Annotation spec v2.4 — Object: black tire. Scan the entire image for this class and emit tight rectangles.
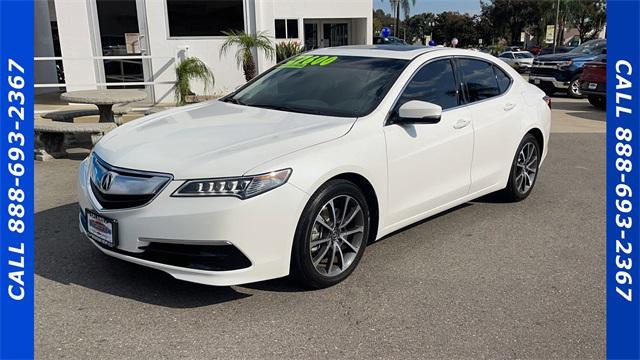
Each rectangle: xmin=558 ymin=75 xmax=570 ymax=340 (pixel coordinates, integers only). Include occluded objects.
xmin=503 ymin=134 xmax=541 ymax=202
xmin=588 ymin=95 xmax=606 ymax=110
xmin=567 ymin=75 xmax=583 ymax=98
xmin=290 ymin=179 xmax=370 ymax=289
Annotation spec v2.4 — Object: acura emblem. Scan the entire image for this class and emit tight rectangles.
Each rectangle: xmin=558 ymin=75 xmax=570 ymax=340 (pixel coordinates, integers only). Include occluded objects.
xmin=100 ymin=171 xmax=117 ymax=192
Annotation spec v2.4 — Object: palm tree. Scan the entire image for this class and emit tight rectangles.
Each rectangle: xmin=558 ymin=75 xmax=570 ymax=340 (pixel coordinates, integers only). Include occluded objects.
xmin=174 ymin=57 xmax=215 ymax=106
xmin=220 ymin=30 xmax=275 ymax=81
xmin=386 ymin=0 xmax=416 ymax=37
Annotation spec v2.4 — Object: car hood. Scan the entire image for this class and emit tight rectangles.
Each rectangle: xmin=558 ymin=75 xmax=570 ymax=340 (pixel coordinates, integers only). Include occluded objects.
xmin=535 ymin=52 xmax=596 ymax=62
xmin=94 ymin=101 xmax=355 ymax=179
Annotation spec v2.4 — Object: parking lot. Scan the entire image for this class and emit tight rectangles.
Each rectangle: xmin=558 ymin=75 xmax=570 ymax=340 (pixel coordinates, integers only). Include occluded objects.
xmin=35 ymin=96 xmax=605 ymax=359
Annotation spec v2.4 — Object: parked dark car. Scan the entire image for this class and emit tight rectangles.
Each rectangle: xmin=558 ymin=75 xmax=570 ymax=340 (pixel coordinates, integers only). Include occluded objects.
xmin=538 ymin=46 xmax=574 ymax=56
xmin=529 ymin=39 xmax=606 ymax=98
xmin=580 ymin=54 xmax=606 ymax=109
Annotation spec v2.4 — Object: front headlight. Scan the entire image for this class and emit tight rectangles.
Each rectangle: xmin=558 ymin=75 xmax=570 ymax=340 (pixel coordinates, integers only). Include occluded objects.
xmin=557 ymin=60 xmax=573 ymax=68
xmin=172 ymin=168 xmax=292 ymax=199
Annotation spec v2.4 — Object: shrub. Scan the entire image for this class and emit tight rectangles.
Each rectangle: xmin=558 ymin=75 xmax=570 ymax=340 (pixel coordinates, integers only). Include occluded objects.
xmin=276 ymin=41 xmax=305 ymax=62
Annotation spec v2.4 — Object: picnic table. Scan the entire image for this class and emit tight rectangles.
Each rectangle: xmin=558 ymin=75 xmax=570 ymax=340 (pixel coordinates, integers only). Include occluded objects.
xmin=61 ymin=89 xmax=146 ymax=123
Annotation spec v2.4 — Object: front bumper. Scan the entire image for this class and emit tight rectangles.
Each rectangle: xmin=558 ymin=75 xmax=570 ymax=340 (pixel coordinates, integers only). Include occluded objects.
xmin=77 ymin=158 xmax=310 ymax=286
xmin=528 ymin=75 xmax=569 ymax=89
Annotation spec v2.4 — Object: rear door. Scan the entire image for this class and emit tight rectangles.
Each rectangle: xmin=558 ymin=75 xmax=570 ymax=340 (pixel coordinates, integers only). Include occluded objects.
xmin=456 ymin=58 xmax=522 ymax=193
xmin=384 ymin=58 xmax=474 ymax=224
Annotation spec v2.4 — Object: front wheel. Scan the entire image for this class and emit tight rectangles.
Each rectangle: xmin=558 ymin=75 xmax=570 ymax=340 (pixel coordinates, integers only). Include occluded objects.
xmin=567 ymin=75 xmax=583 ymax=98
xmin=503 ymin=134 xmax=541 ymax=202
xmin=290 ymin=180 xmax=370 ymax=288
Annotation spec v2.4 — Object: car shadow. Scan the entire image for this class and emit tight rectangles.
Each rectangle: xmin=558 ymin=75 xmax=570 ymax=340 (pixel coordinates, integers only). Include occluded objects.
xmin=372 ymin=202 xmax=473 ymax=245
xmin=566 ymin=110 xmax=606 ymax=121
xmin=36 ymin=203 xmax=253 ymax=308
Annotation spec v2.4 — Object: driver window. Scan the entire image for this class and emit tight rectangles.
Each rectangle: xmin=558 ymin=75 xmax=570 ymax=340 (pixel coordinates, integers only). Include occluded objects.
xmin=396 ymin=59 xmax=460 ymax=110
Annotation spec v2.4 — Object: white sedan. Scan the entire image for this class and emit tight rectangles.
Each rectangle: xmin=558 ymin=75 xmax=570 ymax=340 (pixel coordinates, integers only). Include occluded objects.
xmin=498 ymin=51 xmax=535 ymax=72
xmin=78 ymin=46 xmax=551 ymax=288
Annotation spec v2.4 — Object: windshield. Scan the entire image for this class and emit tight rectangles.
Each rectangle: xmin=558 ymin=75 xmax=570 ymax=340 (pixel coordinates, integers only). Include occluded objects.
xmin=568 ymin=39 xmax=605 ymax=55
xmin=224 ymin=55 xmax=409 ymax=117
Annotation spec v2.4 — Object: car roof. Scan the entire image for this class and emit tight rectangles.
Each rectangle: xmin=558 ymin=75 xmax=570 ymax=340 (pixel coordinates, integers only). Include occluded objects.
xmin=307 ymin=45 xmax=471 ymax=60
xmin=306 ymin=45 xmax=442 ymax=60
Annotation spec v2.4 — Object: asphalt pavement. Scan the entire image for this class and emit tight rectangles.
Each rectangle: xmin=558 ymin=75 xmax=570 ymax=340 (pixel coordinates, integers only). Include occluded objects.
xmin=35 ymin=97 xmax=605 ymax=359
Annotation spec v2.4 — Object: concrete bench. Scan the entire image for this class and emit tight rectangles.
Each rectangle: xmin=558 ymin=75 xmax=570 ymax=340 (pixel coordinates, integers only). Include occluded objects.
xmin=42 ymin=104 xmax=131 ymax=124
xmin=42 ymin=109 xmax=99 ymax=122
xmin=34 ymin=119 xmax=117 ymax=160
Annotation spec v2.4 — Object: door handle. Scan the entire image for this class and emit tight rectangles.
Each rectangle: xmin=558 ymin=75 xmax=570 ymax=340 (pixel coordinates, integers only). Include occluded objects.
xmin=504 ymin=103 xmax=516 ymax=111
xmin=453 ymin=118 xmax=471 ymax=129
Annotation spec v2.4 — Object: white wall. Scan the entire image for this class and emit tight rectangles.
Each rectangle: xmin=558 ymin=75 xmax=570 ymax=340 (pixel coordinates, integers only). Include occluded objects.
xmin=49 ymin=0 xmax=372 ymax=104
xmin=143 ymin=0 xmax=250 ymax=104
xmin=254 ymin=0 xmax=372 ymax=73
xmin=53 ymin=0 xmax=99 ymax=92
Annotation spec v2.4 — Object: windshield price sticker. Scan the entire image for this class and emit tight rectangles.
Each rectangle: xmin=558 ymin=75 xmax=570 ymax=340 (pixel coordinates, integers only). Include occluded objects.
xmin=281 ymin=55 xmax=338 ymax=68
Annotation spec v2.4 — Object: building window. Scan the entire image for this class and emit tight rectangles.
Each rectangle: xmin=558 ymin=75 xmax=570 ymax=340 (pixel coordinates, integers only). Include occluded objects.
xmin=166 ymin=0 xmax=244 ymax=37
xmin=274 ymin=19 xmax=299 ymax=39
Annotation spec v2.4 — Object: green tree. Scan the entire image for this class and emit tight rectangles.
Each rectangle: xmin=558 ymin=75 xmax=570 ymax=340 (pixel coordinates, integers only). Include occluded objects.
xmin=220 ymin=30 xmax=275 ymax=81
xmin=373 ymin=9 xmax=395 ymax=35
xmin=433 ymin=12 xmax=477 ymax=47
xmin=566 ymin=0 xmax=606 ymax=42
xmin=379 ymin=0 xmax=416 ymax=36
xmin=405 ymin=12 xmax=436 ymax=44
xmin=480 ymin=0 xmax=551 ymax=45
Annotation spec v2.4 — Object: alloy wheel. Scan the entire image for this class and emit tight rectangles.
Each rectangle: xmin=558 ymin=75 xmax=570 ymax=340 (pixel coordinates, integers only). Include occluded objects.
xmin=570 ymin=79 xmax=582 ymax=97
xmin=309 ymin=195 xmax=365 ymax=277
xmin=515 ymin=142 xmax=538 ymax=194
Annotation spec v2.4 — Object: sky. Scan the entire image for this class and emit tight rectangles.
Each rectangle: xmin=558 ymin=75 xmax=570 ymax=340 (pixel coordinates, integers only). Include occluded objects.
xmin=372 ymin=0 xmax=482 ymax=16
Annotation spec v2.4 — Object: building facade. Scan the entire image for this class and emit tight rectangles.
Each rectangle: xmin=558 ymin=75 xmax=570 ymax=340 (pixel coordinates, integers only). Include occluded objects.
xmin=35 ymin=0 xmax=372 ymax=104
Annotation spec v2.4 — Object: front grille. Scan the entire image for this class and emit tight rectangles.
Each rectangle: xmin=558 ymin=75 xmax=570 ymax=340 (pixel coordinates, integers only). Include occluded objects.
xmin=90 ymin=181 xmax=156 ymax=209
xmin=89 ymin=155 xmax=172 ymax=210
xmin=530 ymin=67 xmax=559 ymax=77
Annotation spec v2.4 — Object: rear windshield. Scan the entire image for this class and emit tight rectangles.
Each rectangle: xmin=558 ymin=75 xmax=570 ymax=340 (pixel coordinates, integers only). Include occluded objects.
xmin=224 ymin=55 xmax=409 ymax=117
xmin=514 ymin=52 xmax=533 ymax=59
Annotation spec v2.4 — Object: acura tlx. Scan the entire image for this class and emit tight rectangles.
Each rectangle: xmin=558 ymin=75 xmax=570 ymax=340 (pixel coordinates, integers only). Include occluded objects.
xmin=78 ymin=46 xmax=550 ymax=288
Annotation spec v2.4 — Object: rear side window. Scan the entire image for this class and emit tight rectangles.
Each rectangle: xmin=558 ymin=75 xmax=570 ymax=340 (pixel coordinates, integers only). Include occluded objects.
xmin=397 ymin=59 xmax=460 ymax=110
xmin=494 ymin=66 xmax=512 ymax=94
xmin=457 ymin=58 xmax=500 ymax=102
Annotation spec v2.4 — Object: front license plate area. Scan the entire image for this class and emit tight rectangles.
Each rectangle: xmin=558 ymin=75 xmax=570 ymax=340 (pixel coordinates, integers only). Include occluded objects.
xmin=534 ymin=79 xmax=541 ymax=84
xmin=86 ymin=209 xmax=118 ymax=248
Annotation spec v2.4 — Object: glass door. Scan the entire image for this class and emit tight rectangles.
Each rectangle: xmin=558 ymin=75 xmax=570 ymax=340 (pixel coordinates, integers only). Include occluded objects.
xmin=304 ymin=23 xmax=318 ymax=50
xmin=92 ymin=0 xmax=153 ymax=99
xmin=322 ymin=23 xmax=349 ymax=47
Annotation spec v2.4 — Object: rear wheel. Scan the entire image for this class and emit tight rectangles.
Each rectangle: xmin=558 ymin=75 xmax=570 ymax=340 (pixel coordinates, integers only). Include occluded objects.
xmin=291 ymin=180 xmax=370 ymax=288
xmin=503 ymin=134 xmax=541 ymax=202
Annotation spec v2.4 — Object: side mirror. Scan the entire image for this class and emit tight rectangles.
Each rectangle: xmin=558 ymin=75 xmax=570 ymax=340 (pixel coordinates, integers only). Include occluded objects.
xmin=395 ymin=100 xmax=442 ymax=124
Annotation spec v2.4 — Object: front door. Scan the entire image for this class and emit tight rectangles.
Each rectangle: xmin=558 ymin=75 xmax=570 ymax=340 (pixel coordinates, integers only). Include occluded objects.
xmin=91 ymin=0 xmax=153 ymax=100
xmin=384 ymin=58 xmax=474 ymax=225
